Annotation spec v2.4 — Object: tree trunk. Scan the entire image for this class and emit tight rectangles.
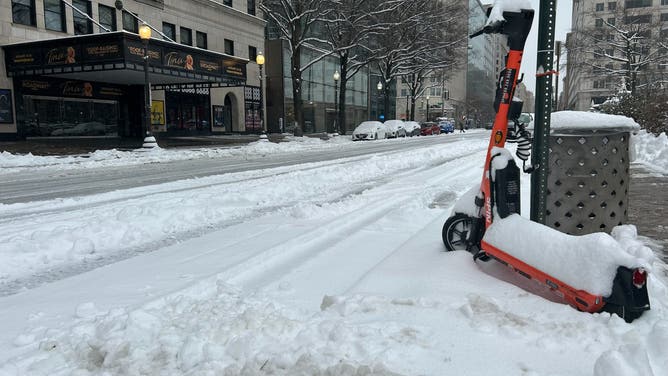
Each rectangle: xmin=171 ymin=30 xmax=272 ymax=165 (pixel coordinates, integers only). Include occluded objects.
xmin=291 ymin=21 xmax=304 ymax=136
xmin=410 ymin=98 xmax=416 ymax=121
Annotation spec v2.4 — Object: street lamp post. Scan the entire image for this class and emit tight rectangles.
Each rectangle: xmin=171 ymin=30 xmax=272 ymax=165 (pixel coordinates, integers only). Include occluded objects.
xmin=333 ymin=70 xmax=340 ymax=134
xmin=256 ymin=52 xmax=265 ymax=134
xmin=426 ymin=95 xmax=430 ymax=122
xmin=139 ymin=23 xmax=157 ymax=148
xmin=377 ymin=81 xmax=383 ymax=121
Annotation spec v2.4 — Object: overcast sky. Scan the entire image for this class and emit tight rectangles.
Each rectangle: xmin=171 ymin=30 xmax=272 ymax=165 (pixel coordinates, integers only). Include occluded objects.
xmin=520 ymin=0 xmax=573 ymax=97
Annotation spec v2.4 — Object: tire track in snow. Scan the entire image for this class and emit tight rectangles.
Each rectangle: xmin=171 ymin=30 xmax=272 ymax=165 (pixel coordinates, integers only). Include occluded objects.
xmin=0 ymin=143 xmax=487 ymax=295
xmin=222 ymin=150 xmax=485 ymax=297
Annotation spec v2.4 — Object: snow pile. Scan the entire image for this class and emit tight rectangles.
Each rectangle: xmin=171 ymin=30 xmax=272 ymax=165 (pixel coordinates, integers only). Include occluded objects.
xmin=0 ymin=136 xmax=352 ymax=173
xmin=1 ymin=226 xmax=666 ymax=376
xmin=630 ymin=130 xmax=668 ymax=173
xmin=483 ymin=214 xmax=649 ymax=296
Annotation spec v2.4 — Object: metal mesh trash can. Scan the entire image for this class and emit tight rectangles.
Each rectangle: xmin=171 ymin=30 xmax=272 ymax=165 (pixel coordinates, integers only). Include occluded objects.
xmin=545 ymin=111 xmax=639 ymax=235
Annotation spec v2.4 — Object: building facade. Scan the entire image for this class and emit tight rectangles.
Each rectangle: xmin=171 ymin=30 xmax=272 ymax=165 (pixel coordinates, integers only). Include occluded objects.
xmin=394 ymin=0 xmax=498 ymax=127
xmin=264 ymin=39 xmax=375 ymax=135
xmin=1 ymin=0 xmax=265 ymax=140
xmin=565 ymin=0 xmax=668 ymax=111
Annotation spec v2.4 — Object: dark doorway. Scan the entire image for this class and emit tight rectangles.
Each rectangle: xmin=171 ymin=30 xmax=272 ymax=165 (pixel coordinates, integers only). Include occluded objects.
xmin=165 ymin=90 xmax=211 ymax=135
xmin=223 ymin=94 xmax=233 ymax=132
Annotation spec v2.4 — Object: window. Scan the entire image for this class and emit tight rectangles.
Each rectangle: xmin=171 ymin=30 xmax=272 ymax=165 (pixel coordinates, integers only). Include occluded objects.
xmin=224 ymin=39 xmax=234 ymax=55
xmin=248 ymin=0 xmax=256 ymax=15
xmin=625 ymin=14 xmax=652 ymax=23
xmin=606 ymin=48 xmax=614 ymax=56
xmin=595 ymin=2 xmax=604 ymax=11
xmin=163 ymin=22 xmax=176 ymax=41
xmin=661 ymin=29 xmax=668 ymax=38
xmin=248 ymin=45 xmax=257 ymax=61
xmin=73 ymin=0 xmax=93 ymax=35
xmin=99 ymin=4 xmax=116 ymax=32
xmin=400 ymin=89 xmax=407 ymax=97
xmin=625 ymin=0 xmax=653 ymax=8
xmin=607 ymin=17 xmax=615 ymax=25
xmin=608 ymin=2 xmax=617 ymax=10
xmin=44 ymin=0 xmax=66 ymax=32
xmin=122 ymin=11 xmax=138 ymax=33
xmin=180 ymin=27 xmax=192 ymax=46
xmin=662 ymin=0 xmax=668 ymax=5
xmin=638 ymin=29 xmax=651 ymax=38
xmin=593 ymin=79 xmax=606 ymax=88
xmin=196 ymin=31 xmax=207 ymax=49
xmin=224 ymin=0 xmax=232 ymax=6
xmin=662 ymin=13 xmax=668 ymax=21
xmin=12 ymin=0 xmax=36 ymax=26
xmin=595 ymin=18 xmax=604 ymax=27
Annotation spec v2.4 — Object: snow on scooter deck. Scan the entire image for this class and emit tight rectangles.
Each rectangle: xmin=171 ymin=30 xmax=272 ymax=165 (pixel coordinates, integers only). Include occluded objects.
xmin=482 ymin=214 xmax=648 ymax=312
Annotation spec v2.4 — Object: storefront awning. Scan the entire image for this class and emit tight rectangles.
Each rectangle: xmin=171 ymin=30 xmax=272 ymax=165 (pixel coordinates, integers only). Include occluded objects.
xmin=2 ymin=31 xmax=247 ymax=87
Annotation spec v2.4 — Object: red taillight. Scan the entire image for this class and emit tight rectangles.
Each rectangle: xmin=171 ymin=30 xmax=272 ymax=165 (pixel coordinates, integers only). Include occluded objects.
xmin=632 ymin=268 xmax=647 ymax=289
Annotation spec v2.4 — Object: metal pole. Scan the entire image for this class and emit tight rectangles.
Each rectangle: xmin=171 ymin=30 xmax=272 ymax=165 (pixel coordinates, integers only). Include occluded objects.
xmin=259 ymin=64 xmax=264 ymax=132
xmin=530 ymin=0 xmax=557 ymax=224
xmin=334 ymin=80 xmax=339 ymax=134
xmin=143 ymin=40 xmax=151 ymax=138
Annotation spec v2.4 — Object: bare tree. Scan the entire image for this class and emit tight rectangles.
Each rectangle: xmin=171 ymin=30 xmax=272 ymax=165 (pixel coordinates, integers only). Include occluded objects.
xmin=324 ymin=0 xmax=401 ymax=133
xmin=260 ymin=0 xmax=338 ymax=135
xmin=570 ymin=2 xmax=667 ymax=96
xmin=372 ymin=0 xmax=466 ymax=120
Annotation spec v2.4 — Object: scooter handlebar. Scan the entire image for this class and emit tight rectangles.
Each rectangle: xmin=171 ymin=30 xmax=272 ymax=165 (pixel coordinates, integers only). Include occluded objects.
xmin=469 ymin=9 xmax=534 ymax=51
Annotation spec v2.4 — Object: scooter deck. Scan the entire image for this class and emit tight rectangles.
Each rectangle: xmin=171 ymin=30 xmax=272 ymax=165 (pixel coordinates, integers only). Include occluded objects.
xmin=481 ymin=240 xmax=606 ymax=313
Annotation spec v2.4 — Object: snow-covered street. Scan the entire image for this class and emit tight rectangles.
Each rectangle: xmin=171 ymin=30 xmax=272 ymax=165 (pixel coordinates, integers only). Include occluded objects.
xmin=1 ymin=131 xmax=668 ymax=375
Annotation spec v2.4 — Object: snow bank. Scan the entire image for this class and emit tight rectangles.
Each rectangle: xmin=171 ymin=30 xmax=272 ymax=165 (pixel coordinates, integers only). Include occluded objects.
xmin=630 ymin=130 xmax=668 ymax=173
xmin=482 ymin=214 xmax=649 ymax=296
xmin=0 ymin=136 xmax=352 ymax=173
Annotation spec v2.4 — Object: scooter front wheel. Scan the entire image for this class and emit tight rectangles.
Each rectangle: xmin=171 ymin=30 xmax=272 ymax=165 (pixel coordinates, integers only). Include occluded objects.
xmin=441 ymin=213 xmax=485 ymax=258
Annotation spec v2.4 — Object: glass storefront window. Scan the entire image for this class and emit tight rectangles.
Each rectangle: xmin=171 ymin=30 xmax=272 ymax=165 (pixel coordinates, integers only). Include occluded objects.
xmin=23 ymin=96 xmax=118 ymax=137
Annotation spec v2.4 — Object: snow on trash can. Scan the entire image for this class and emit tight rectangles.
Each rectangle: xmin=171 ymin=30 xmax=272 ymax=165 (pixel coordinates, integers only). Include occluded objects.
xmin=546 ymin=111 xmax=639 ymax=235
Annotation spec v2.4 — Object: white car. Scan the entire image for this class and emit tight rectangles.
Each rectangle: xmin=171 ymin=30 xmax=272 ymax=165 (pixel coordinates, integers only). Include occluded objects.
xmin=403 ymin=121 xmax=421 ymax=137
xmin=383 ymin=120 xmax=407 ymax=138
xmin=352 ymin=121 xmax=388 ymax=141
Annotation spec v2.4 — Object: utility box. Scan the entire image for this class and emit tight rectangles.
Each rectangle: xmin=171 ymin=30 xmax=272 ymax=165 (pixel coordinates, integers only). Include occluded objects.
xmin=545 ymin=111 xmax=639 ymax=235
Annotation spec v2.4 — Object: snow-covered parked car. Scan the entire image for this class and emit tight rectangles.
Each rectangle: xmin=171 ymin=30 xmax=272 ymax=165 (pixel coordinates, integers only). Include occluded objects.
xmin=403 ymin=121 xmax=421 ymax=137
xmin=383 ymin=120 xmax=407 ymax=138
xmin=352 ymin=121 xmax=388 ymax=141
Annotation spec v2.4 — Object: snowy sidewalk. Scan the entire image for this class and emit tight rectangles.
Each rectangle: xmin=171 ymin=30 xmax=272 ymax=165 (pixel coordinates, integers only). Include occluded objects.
xmin=628 ymin=165 xmax=668 ymax=261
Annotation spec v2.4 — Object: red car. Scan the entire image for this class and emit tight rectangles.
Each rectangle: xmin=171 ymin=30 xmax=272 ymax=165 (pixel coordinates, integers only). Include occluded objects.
xmin=420 ymin=122 xmax=441 ymax=136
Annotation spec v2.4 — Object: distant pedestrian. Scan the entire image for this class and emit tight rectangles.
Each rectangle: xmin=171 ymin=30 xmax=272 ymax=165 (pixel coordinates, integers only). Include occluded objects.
xmin=459 ymin=120 xmax=465 ymax=133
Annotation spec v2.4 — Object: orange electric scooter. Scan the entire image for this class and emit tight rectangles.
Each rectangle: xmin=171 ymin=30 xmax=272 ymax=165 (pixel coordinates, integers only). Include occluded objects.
xmin=441 ymin=8 xmax=649 ymax=322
